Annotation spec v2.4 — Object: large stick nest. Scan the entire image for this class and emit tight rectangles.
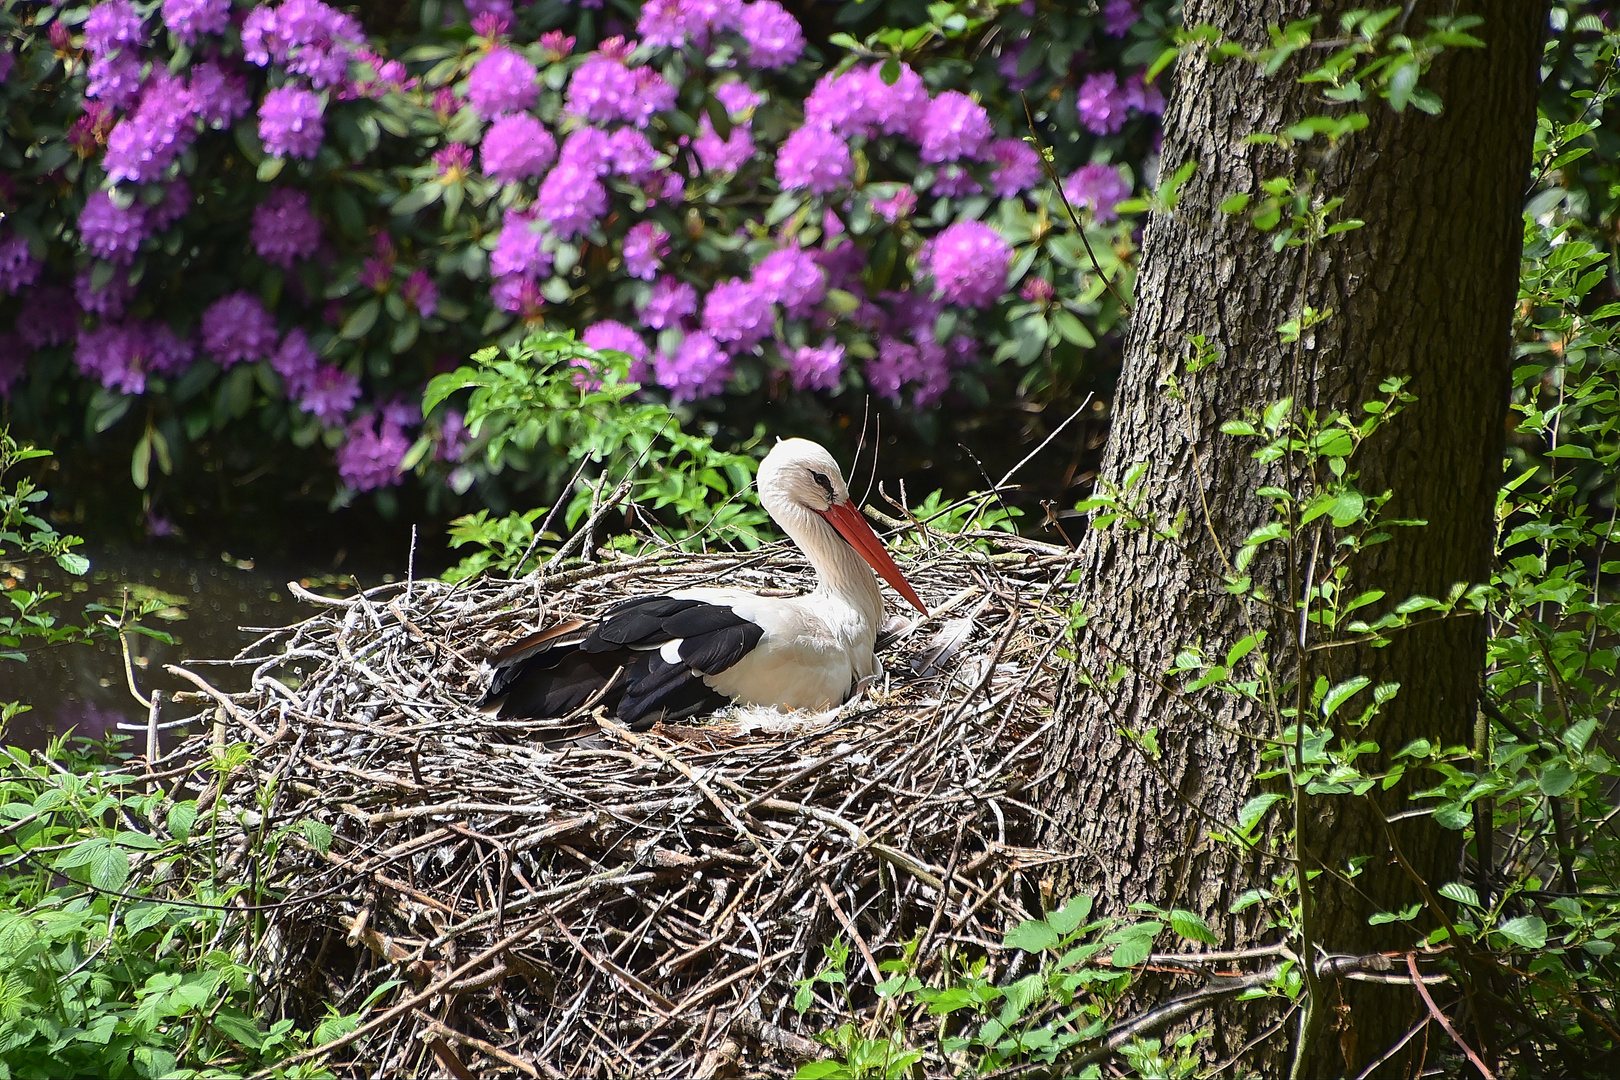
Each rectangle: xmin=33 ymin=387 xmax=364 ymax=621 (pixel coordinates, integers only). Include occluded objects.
xmin=164 ymin=524 xmax=1081 ymax=1077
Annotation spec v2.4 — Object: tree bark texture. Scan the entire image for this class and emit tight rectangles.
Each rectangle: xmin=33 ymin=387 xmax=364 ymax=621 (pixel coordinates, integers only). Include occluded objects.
xmin=1036 ymin=2 xmax=1543 ymax=1074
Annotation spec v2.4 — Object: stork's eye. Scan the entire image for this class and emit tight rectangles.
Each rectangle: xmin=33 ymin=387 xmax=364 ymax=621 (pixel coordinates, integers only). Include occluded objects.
xmin=809 ymin=470 xmax=835 ymax=498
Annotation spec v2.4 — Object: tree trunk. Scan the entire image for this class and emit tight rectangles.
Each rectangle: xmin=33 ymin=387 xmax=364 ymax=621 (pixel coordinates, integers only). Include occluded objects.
xmin=1036 ymin=2 xmax=1543 ymax=1074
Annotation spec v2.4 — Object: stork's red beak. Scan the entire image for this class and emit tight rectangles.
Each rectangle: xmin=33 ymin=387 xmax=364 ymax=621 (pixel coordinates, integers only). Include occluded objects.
xmin=818 ymin=501 xmax=928 ymax=615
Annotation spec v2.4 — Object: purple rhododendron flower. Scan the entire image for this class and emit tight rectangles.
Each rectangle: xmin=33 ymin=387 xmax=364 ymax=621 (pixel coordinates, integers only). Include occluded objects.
xmin=607 ymin=127 xmax=660 ymax=177
xmin=467 ymin=47 xmax=539 ymax=118
xmin=639 ymin=276 xmax=698 ymax=329
xmin=437 ymin=410 xmax=469 ymax=461
xmin=84 ymin=0 xmax=146 ymax=55
xmin=814 ymin=240 xmax=866 ymax=293
xmin=715 ymin=81 xmax=761 ymax=115
xmin=920 ymin=220 xmax=1011 ymax=309
xmin=162 ymin=0 xmax=230 ymax=43
xmin=803 ymin=70 xmax=871 ymax=138
xmin=17 ymin=287 xmax=79 ymax=349
xmin=637 ymin=0 xmax=739 ymax=49
xmin=76 ymin=267 xmax=136 ymax=318
xmin=252 ymin=188 xmax=321 ymax=268
xmin=188 ymin=61 xmax=252 ymax=128
xmin=79 ymin=191 xmax=149 ymax=265
xmin=753 ymin=247 xmax=825 ymax=317
xmin=636 ymin=0 xmax=691 ymax=48
xmin=1103 ymin=0 xmax=1139 ymax=36
xmin=258 ymin=85 xmax=325 ymax=158
xmin=402 ymin=270 xmax=437 ymax=317
xmin=104 ymin=71 xmax=199 ymax=184
xmin=201 ymin=291 xmax=279 ymax=366
xmin=1078 ymin=72 xmax=1131 ymax=135
xmin=539 ymin=30 xmax=575 ymax=60
xmin=272 ymin=327 xmax=320 ymax=396
xmin=868 ymin=62 xmax=928 ymax=136
xmin=655 ymin=331 xmax=729 ymax=402
xmin=789 ymin=341 xmax=843 ymax=392
xmin=1063 ymin=163 xmax=1131 ymax=223
xmin=872 ymin=187 xmax=917 ymax=222
xmin=629 ymin=68 xmax=678 ymax=126
xmin=694 ymin=115 xmax=754 ymax=173
xmin=535 ymin=161 xmax=607 ymax=240
xmin=989 ymin=138 xmax=1042 ymax=197
xmin=86 ymin=52 xmax=144 ymax=110
xmin=74 ymin=321 xmax=192 ymax=395
xmin=0 ymin=236 xmax=41 ymax=296
xmin=433 ymin=143 xmax=474 ymax=179
xmin=701 ymin=277 xmax=772 ymax=351
xmin=623 ymin=222 xmax=669 ymax=280
xmin=470 ymin=6 xmax=512 ymax=35
xmin=240 ymin=4 xmax=286 ymax=65
xmin=931 ymin=164 xmax=980 ymax=198
xmin=568 ymin=56 xmax=633 ymax=120
xmin=337 ymin=415 xmax=410 ymax=491
xmin=1123 ymin=73 xmax=1166 ymax=116
xmin=300 ymin=364 xmax=361 ymax=424
xmin=491 ymin=274 xmax=545 ymax=318
xmin=480 ymin=113 xmax=556 ymax=183
xmin=583 ymin=319 xmax=650 ymax=361
xmin=558 ymin=127 xmax=613 ymax=174
xmin=242 ymin=0 xmax=362 ymax=88
xmin=739 ymin=1 xmax=804 ymax=68
xmin=775 ymin=126 xmax=852 ymax=194
xmin=865 ymin=335 xmax=952 ymax=406
xmin=919 ymin=91 xmax=993 ymax=163
xmin=1020 ymin=277 xmax=1054 ymax=303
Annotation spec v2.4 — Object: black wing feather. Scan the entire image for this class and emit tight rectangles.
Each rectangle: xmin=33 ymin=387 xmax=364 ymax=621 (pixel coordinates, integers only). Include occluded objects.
xmin=583 ymin=597 xmax=703 ymax=650
xmin=680 ymin=623 xmax=763 ymax=675
xmin=479 ymin=596 xmax=760 ymax=730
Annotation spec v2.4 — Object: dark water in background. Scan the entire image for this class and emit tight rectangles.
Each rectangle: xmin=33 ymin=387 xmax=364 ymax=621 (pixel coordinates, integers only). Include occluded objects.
xmin=0 ymin=543 xmax=415 ymax=752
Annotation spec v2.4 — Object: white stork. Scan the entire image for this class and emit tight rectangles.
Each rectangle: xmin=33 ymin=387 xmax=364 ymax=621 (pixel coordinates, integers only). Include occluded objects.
xmin=477 ymin=438 xmax=928 ymax=729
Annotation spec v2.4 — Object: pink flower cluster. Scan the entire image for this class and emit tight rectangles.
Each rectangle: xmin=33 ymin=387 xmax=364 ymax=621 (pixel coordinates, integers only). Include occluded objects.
xmin=637 ymin=0 xmax=803 ymax=68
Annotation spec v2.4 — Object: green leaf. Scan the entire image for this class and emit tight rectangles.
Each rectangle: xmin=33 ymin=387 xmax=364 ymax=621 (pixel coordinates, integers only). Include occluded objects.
xmin=167 ymin=801 xmax=198 ymax=840
xmin=298 ymin=819 xmax=334 ymax=854
xmin=1438 ymin=882 xmax=1481 ymax=909
xmin=1047 ymin=895 xmax=1094 ymax=936
xmin=1168 ymin=909 xmax=1217 ymax=945
xmin=1237 ymin=793 xmax=1283 ymax=834
xmin=1496 ymin=915 xmax=1547 ymax=949
xmin=1321 ymin=676 xmax=1371 ymax=717
xmin=55 ymin=553 xmax=91 ymax=576
xmin=341 ymin=299 xmax=381 ymax=340
xmin=1004 ymin=919 xmax=1061 ymax=953
xmin=1109 ymin=935 xmax=1153 ymax=968
xmin=1219 ymin=193 xmax=1251 ymax=214
xmin=90 ymin=843 xmax=131 ymax=893
xmin=1538 ymin=763 xmax=1576 ymax=797
xmin=1368 ymin=903 xmax=1420 ymax=925
xmin=1329 ymin=489 xmax=1365 ymax=526
xmin=132 ymin=431 xmax=152 ymax=490
xmin=211 ymin=1009 xmax=265 ymax=1049
xmin=1561 ymin=718 xmax=1599 ymax=754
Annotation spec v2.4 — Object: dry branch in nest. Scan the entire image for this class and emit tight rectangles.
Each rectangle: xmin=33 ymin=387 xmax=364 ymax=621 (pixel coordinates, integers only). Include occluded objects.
xmin=159 ymin=522 xmax=1083 ymax=1078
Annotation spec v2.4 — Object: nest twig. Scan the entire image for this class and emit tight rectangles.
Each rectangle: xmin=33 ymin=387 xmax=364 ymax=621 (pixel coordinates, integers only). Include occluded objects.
xmin=159 ymin=523 xmax=1082 ymax=1077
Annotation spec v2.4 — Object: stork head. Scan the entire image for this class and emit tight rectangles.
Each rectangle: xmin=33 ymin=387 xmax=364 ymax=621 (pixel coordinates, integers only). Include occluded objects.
xmin=759 ymin=439 xmax=927 ymax=615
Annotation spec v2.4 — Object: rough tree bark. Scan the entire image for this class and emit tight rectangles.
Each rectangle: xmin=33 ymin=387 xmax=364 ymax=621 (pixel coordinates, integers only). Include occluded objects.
xmin=1036 ymin=2 xmax=1543 ymax=1075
